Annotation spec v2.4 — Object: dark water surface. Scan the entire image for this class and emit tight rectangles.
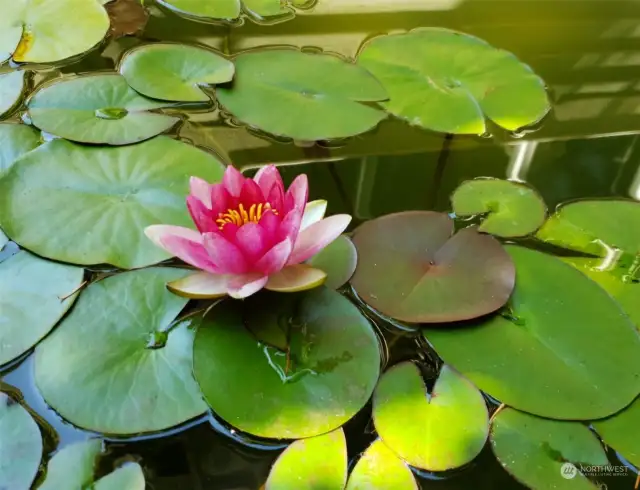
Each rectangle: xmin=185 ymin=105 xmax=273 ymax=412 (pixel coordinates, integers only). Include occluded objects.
xmin=3 ymin=0 xmax=640 ymax=488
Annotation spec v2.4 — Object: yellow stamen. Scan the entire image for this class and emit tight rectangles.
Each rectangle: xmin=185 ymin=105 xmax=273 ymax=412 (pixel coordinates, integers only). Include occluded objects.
xmin=216 ymin=202 xmax=278 ymax=230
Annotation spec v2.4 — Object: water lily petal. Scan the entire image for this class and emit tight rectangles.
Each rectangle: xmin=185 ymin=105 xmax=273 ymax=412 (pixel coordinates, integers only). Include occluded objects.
xmin=203 ymin=232 xmax=249 ymax=275
xmin=223 ymin=165 xmax=245 ymax=197
xmin=227 ymin=273 xmax=269 ymax=299
xmin=235 ymin=222 xmax=269 ymax=262
xmin=258 ymin=210 xmax=281 ymax=242
xmin=187 ymin=195 xmax=217 ymax=233
xmin=145 ymin=225 xmax=219 ymax=273
xmin=278 ymin=208 xmax=303 ymax=243
xmin=189 ymin=176 xmax=212 ymax=209
xmin=301 ymin=200 xmax=327 ymax=231
xmin=254 ymin=164 xmax=284 ymax=198
xmin=239 ymin=178 xmax=265 ymax=207
xmin=267 ymin=181 xmax=285 ymax=212
xmin=265 ymin=264 xmax=327 ymax=293
xmin=255 ymin=237 xmax=293 ymax=275
xmin=210 ymin=183 xmax=232 ymax=217
xmin=287 ymin=215 xmax=352 ymax=265
xmin=167 ymin=271 xmax=229 ymax=299
xmin=284 ymin=174 xmax=308 ymax=213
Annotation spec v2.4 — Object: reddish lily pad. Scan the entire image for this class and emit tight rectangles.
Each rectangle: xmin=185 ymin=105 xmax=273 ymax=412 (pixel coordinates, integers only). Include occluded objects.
xmin=350 ymin=211 xmax=515 ymax=323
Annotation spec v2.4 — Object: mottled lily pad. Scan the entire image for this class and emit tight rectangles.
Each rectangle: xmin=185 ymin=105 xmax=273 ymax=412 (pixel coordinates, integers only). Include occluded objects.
xmin=537 ymin=200 xmax=640 ymax=256
xmin=308 ymin=235 xmax=358 ymax=289
xmin=0 ymin=0 xmax=109 ymax=64
xmin=357 ymin=28 xmax=550 ymax=134
xmin=451 ymin=178 xmax=547 ymax=237
xmin=424 ymin=246 xmax=640 ymax=420
xmin=350 ymin=211 xmax=515 ymax=323
xmin=346 ymin=438 xmax=418 ymax=490
xmin=27 ymin=74 xmax=178 ymax=145
xmin=216 ymin=49 xmax=388 ymax=141
xmin=491 ymin=408 xmax=608 ymax=489
xmin=0 ymin=123 xmax=40 ymax=172
xmin=265 ymin=429 xmax=347 ymax=490
xmin=0 ymin=71 xmax=26 ymax=118
xmin=373 ymin=362 xmax=489 ymax=471
xmin=593 ymin=397 xmax=640 ymax=468
xmin=0 ymin=136 xmax=224 ymax=269
xmin=193 ymin=288 xmax=381 ymax=438
xmin=0 ymin=251 xmax=83 ymax=366
xmin=120 ymin=43 xmax=234 ymax=102
xmin=0 ymin=393 xmax=42 ymax=490
xmin=34 ymin=268 xmax=208 ymax=434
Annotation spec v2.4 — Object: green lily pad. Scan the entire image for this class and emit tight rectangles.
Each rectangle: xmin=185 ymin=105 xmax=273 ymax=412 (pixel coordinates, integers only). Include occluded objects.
xmin=265 ymin=428 xmax=347 ymax=490
xmin=593 ymin=397 xmax=640 ymax=468
xmin=0 ymin=71 xmax=26 ymax=118
xmin=157 ymin=0 xmax=241 ymax=20
xmin=0 ymin=0 xmax=109 ymax=64
xmin=27 ymin=73 xmax=179 ymax=145
xmin=94 ymin=463 xmax=145 ymax=490
xmin=0 ymin=230 xmax=7 ymax=250
xmin=350 ymin=211 xmax=515 ymax=323
xmin=0 ymin=393 xmax=42 ymax=490
xmin=0 ymin=136 xmax=224 ymax=269
xmin=216 ymin=49 xmax=388 ymax=141
xmin=424 ymin=245 xmax=640 ymax=420
xmin=357 ymin=28 xmax=550 ymax=134
xmin=451 ymin=178 xmax=547 ymax=237
xmin=193 ymin=288 xmax=381 ymax=439
xmin=346 ymin=438 xmax=418 ymax=490
xmin=490 ymin=408 xmax=608 ymax=489
xmin=308 ymin=235 xmax=358 ymax=289
xmin=373 ymin=362 xmax=489 ymax=471
xmin=0 ymin=123 xmax=41 ymax=173
xmin=0 ymin=251 xmax=83 ymax=366
xmin=120 ymin=43 xmax=234 ymax=102
xmin=537 ymin=200 xmax=640 ymax=256
xmin=34 ymin=268 xmax=208 ymax=434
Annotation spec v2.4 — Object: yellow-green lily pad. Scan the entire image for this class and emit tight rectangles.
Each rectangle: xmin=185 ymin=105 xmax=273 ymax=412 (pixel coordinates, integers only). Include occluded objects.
xmin=0 ymin=71 xmax=27 ymax=118
xmin=346 ymin=438 xmax=418 ymax=490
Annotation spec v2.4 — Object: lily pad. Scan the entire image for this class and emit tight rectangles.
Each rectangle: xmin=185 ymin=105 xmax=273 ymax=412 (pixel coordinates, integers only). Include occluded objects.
xmin=0 ymin=71 xmax=26 ymax=118
xmin=193 ymin=288 xmax=381 ymax=438
xmin=0 ymin=230 xmax=7 ymax=250
xmin=265 ymin=428 xmax=347 ymax=490
xmin=27 ymin=73 xmax=179 ymax=145
xmin=593 ymin=397 xmax=640 ymax=468
xmin=350 ymin=211 xmax=515 ymax=323
xmin=0 ymin=251 xmax=83 ymax=366
xmin=451 ymin=178 xmax=547 ymax=237
xmin=34 ymin=268 xmax=208 ymax=434
xmin=537 ymin=200 xmax=640 ymax=256
xmin=346 ymin=438 xmax=418 ymax=490
xmin=308 ymin=234 xmax=358 ymax=289
xmin=216 ymin=49 xmax=388 ymax=141
xmin=94 ymin=463 xmax=145 ymax=490
xmin=105 ymin=0 xmax=149 ymax=38
xmin=120 ymin=43 xmax=235 ymax=102
xmin=0 ymin=393 xmax=42 ymax=490
xmin=424 ymin=245 xmax=640 ymax=420
xmin=0 ymin=0 xmax=110 ymax=64
xmin=357 ymin=28 xmax=550 ymax=134
xmin=39 ymin=439 xmax=103 ymax=490
xmin=157 ymin=0 xmax=242 ymax=20
xmin=0 ymin=123 xmax=41 ymax=172
xmin=0 ymin=136 xmax=224 ymax=269
xmin=490 ymin=408 xmax=608 ymax=489
xmin=373 ymin=362 xmax=489 ymax=471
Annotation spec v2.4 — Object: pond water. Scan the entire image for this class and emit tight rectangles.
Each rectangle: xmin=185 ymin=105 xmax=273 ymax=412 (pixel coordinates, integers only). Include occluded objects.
xmin=1 ymin=0 xmax=640 ymax=489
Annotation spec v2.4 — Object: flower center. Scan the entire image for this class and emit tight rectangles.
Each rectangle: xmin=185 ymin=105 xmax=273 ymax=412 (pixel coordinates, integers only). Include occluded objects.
xmin=216 ymin=202 xmax=277 ymax=230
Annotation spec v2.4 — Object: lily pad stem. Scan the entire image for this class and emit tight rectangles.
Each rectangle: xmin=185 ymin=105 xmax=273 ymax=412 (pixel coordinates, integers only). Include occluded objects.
xmin=489 ymin=403 xmax=506 ymax=424
xmin=58 ymin=280 xmax=87 ymax=301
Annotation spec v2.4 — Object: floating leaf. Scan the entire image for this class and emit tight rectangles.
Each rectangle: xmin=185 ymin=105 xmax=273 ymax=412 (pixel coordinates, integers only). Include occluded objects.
xmin=265 ymin=428 xmax=347 ymax=490
xmin=105 ymin=0 xmax=149 ymax=38
xmin=157 ymin=0 xmax=241 ymax=20
xmin=34 ymin=268 xmax=208 ymax=434
xmin=94 ymin=463 xmax=145 ymax=490
xmin=537 ymin=200 xmax=640 ymax=256
xmin=0 ymin=136 xmax=224 ymax=269
xmin=451 ymin=178 xmax=547 ymax=237
xmin=0 ymin=0 xmax=109 ymax=64
xmin=39 ymin=439 xmax=103 ymax=490
xmin=308 ymin=235 xmax=358 ymax=289
xmin=27 ymin=74 xmax=178 ymax=145
xmin=0 ymin=230 xmax=7 ymax=250
xmin=216 ymin=49 xmax=388 ymax=141
xmin=357 ymin=28 xmax=550 ymax=134
xmin=193 ymin=288 xmax=381 ymax=438
xmin=346 ymin=438 xmax=418 ymax=490
xmin=424 ymin=246 xmax=640 ymax=420
xmin=0 ymin=71 xmax=26 ymax=118
xmin=593 ymin=397 xmax=640 ymax=468
xmin=373 ymin=362 xmax=489 ymax=471
xmin=0 ymin=393 xmax=42 ymax=490
xmin=0 ymin=251 xmax=83 ymax=366
xmin=350 ymin=211 xmax=515 ymax=323
xmin=120 ymin=43 xmax=234 ymax=102
xmin=0 ymin=123 xmax=40 ymax=172
xmin=491 ymin=408 xmax=608 ymax=489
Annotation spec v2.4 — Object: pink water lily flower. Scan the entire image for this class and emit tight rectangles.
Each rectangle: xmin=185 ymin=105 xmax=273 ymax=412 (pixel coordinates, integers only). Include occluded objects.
xmin=145 ymin=165 xmax=352 ymax=299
